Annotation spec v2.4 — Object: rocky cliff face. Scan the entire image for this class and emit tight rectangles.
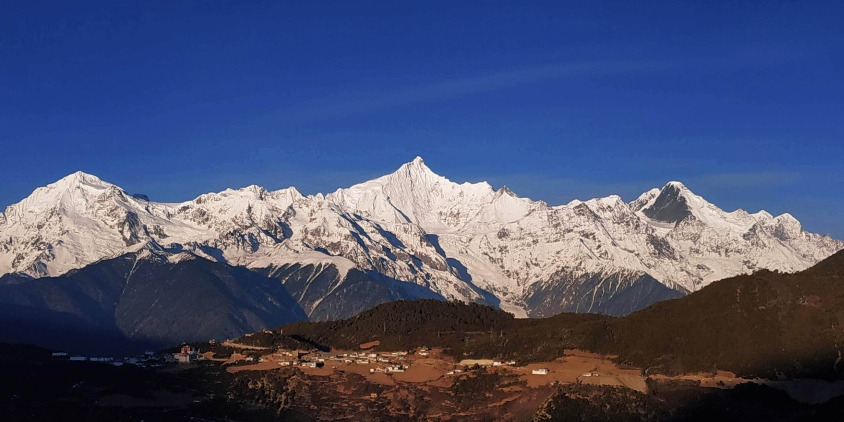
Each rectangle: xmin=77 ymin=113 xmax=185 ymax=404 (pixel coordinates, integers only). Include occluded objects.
xmin=1 ymin=158 xmax=841 ymax=320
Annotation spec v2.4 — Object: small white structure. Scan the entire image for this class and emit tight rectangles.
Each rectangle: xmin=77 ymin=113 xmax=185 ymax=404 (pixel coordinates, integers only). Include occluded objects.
xmin=492 ymin=361 xmax=503 ymax=367
xmin=51 ymin=352 xmax=68 ymax=357
xmin=173 ymin=344 xmax=197 ymax=364
xmin=532 ymin=368 xmax=549 ymax=375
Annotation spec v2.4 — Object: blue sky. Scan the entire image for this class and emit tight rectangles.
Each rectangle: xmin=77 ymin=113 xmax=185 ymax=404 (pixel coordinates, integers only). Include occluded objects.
xmin=2 ymin=1 xmax=843 ymax=237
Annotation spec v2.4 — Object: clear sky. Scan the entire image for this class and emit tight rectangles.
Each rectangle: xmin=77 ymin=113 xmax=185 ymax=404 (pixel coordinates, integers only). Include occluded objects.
xmin=2 ymin=1 xmax=842 ymax=237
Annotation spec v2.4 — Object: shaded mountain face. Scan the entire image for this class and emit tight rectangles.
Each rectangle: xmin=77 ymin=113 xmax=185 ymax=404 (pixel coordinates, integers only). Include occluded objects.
xmin=0 ymin=248 xmax=306 ymax=354
xmin=0 ymin=158 xmax=841 ymax=321
xmin=641 ymin=181 xmax=693 ymax=224
xmin=523 ymin=270 xmax=685 ymax=317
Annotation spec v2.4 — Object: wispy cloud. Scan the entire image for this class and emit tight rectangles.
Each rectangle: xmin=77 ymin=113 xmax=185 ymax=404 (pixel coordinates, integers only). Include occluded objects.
xmin=270 ymin=60 xmax=675 ymax=123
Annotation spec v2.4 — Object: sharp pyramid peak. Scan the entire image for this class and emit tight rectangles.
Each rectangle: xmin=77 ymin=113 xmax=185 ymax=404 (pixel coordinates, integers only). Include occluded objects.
xmin=496 ymin=185 xmax=517 ymax=196
xmin=384 ymin=156 xmax=445 ymax=184
xmin=397 ymin=156 xmax=434 ymax=173
xmin=35 ymin=171 xmax=119 ymax=198
xmin=657 ymin=180 xmax=703 ymax=202
xmin=641 ymin=181 xmax=696 ymax=224
xmin=662 ymin=181 xmax=690 ymax=192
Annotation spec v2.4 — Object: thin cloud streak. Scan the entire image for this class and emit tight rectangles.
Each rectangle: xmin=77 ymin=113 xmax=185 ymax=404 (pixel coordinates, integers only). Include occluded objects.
xmin=271 ymin=60 xmax=675 ymax=123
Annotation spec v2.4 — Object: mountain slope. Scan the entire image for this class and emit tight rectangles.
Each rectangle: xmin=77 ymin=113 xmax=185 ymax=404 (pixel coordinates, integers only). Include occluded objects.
xmin=0 ymin=158 xmax=840 ymax=320
xmin=0 ymin=247 xmax=307 ymax=353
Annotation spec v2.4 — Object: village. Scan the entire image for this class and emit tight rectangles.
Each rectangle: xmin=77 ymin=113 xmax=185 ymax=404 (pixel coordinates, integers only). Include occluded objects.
xmin=209 ymin=338 xmax=673 ymax=394
xmin=42 ymin=318 xmax=753 ymax=402
xmin=47 ymin=337 xmax=750 ymax=403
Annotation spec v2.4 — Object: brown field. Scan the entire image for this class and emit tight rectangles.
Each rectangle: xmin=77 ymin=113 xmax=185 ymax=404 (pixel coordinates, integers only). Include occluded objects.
xmin=227 ymin=361 xmax=282 ymax=373
xmin=510 ymin=349 xmax=646 ymax=391
xmin=221 ymin=340 xmax=270 ymax=350
xmin=390 ymin=361 xmax=444 ymax=383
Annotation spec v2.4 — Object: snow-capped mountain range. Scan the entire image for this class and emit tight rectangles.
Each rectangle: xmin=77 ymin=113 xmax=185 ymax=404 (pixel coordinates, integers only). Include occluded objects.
xmin=1 ymin=157 xmax=841 ymax=319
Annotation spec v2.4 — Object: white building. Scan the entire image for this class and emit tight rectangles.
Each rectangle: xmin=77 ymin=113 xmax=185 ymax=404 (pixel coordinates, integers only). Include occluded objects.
xmin=532 ymin=368 xmax=549 ymax=375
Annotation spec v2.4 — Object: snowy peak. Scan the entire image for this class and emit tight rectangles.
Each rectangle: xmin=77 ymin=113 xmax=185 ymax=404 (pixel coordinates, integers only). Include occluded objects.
xmin=773 ymin=213 xmax=803 ymax=240
xmin=2 ymin=171 xmax=130 ymax=224
xmin=35 ymin=171 xmax=116 ymax=200
xmin=0 ymin=159 xmax=842 ymax=319
xmin=54 ymin=170 xmax=106 ymax=187
xmin=326 ymin=157 xmax=499 ymax=231
xmin=641 ymin=181 xmax=695 ymax=224
xmin=629 ymin=188 xmax=660 ymax=212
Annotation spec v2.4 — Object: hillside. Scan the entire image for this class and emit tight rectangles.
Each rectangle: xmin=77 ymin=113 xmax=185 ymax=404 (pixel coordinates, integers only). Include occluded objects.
xmin=603 ymin=249 xmax=844 ymax=378
xmin=0 ymin=248 xmax=307 ymax=354
xmin=244 ymin=250 xmax=844 ymax=379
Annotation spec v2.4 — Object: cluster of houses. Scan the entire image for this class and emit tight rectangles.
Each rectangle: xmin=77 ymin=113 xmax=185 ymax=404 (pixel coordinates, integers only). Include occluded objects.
xmin=369 ymin=364 xmax=407 ymax=373
xmin=268 ymin=348 xmax=415 ymax=372
xmin=457 ymin=358 xmax=518 ymax=368
xmin=455 ymin=357 xmax=551 ymax=376
xmin=273 ymin=349 xmax=324 ymax=368
xmin=51 ymin=350 xmax=168 ymax=367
